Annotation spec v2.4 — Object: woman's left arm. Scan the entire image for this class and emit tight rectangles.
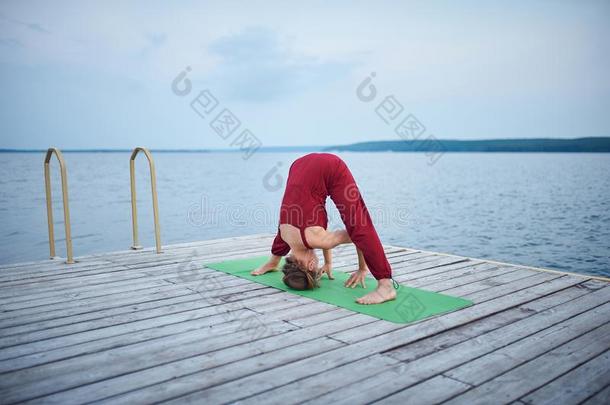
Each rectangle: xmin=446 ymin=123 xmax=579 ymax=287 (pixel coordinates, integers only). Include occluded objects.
xmin=323 ymin=248 xmax=332 ymax=266
xmin=321 ymin=248 xmax=334 ymax=280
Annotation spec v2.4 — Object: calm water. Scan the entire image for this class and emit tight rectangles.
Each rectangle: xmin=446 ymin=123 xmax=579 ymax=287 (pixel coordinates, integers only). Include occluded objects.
xmin=0 ymin=152 xmax=608 ymax=277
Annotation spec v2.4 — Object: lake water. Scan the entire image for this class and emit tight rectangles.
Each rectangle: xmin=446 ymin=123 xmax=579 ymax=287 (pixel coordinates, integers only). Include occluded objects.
xmin=0 ymin=152 xmax=608 ymax=277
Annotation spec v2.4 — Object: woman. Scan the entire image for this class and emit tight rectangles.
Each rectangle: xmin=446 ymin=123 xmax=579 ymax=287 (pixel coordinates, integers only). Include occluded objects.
xmin=252 ymin=153 xmax=397 ymax=305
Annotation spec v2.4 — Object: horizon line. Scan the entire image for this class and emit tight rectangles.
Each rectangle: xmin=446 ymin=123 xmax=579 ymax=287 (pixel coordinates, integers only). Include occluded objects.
xmin=1 ymin=136 xmax=609 ymax=153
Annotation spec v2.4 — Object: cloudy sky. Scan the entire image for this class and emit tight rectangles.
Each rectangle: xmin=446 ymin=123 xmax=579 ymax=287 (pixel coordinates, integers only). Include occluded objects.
xmin=0 ymin=0 xmax=609 ymax=149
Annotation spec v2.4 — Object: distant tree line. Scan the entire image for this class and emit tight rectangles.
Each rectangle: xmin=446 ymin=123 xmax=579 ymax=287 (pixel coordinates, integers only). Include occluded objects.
xmin=325 ymin=137 xmax=610 ymax=153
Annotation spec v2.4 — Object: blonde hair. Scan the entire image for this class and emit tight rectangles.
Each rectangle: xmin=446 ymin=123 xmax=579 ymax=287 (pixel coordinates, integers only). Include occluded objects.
xmin=281 ymin=256 xmax=319 ymax=290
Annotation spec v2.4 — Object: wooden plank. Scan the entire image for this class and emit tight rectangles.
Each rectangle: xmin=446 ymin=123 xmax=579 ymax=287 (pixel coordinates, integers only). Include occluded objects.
xmin=0 ymin=234 xmax=268 ymax=275
xmin=1 ymin=314 xmax=377 ymax=404
xmin=1 ymin=277 xmax=172 ymax=311
xmin=175 ymin=278 xmax=584 ymax=404
xmin=0 ymin=305 xmax=257 ymax=364
xmin=287 ymin=307 xmax=353 ymax=328
xmin=0 ymin=318 xmax=295 ymax=403
xmin=0 ymin=275 xmax=254 ymax=335
xmin=0 ymin=282 xmax=275 ymax=360
xmin=0 ymin=242 xmax=268 ymax=291
xmin=0 ymin=248 xmax=273 ymax=312
xmin=0 ymin=280 xmax=214 ymax=327
xmin=520 ymin=350 xmax=610 ymax=405
xmin=0 ymin=292 xmax=308 ymax=373
xmin=309 ymin=284 xmax=610 ymax=405
xmin=444 ymin=322 xmax=610 ymax=405
xmin=394 ymin=245 xmax=610 ymax=283
xmin=0 ymin=269 xmax=249 ymax=319
xmin=242 ymin=354 xmax=400 ymax=404
xmin=0 ymin=259 xmax=116 ymax=276
xmin=439 ymin=268 xmax=539 ymax=297
xmin=0 ymin=277 xmax=271 ymax=331
xmin=0 ymin=260 xmax=248 ymax=305
xmin=259 ymin=301 xmax=339 ymax=321
xmin=0 ymin=235 xmax=607 ymax=404
xmin=0 ymin=232 xmax=272 ymax=275
xmin=4 ymin=245 xmax=284 ymax=316
xmin=386 ymin=284 xmax=595 ymax=362
xmin=416 ymin=266 xmax=522 ymax=292
xmin=465 ymin=272 xmax=562 ymax=303
xmin=330 ymin=250 xmax=440 ymax=274
xmin=401 ymin=259 xmax=486 ymax=283
xmin=151 ymin=276 xmax=585 ymax=404
xmin=75 ymin=316 xmax=376 ymax=405
xmin=0 ymin=242 xmax=266 ymax=295
xmin=0 ymin=235 xmax=272 ymax=283
xmin=0 ymin=233 xmax=270 ymax=271
xmin=406 ymin=262 xmax=504 ymax=288
xmin=393 ymin=256 xmax=470 ymax=278
xmin=0 ymin=276 xmax=296 ymax=346
xmin=378 ymin=375 xmax=472 ymax=404
xmin=0 ymin=283 xmax=284 ymax=348
xmin=444 ymin=302 xmax=610 ymax=386
xmin=397 ymin=260 xmax=493 ymax=283
xmin=95 ymin=234 xmax=273 ymax=263
xmin=0 ymin=262 xmax=276 ymax=323
xmin=582 ymin=385 xmax=610 ymax=405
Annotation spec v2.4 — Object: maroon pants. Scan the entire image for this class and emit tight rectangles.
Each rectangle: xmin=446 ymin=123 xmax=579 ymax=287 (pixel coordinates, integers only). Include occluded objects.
xmin=271 ymin=157 xmax=392 ymax=280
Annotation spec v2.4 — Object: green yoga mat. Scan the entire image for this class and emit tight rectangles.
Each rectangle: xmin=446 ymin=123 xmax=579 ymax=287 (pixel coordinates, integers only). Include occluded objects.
xmin=205 ymin=256 xmax=473 ymax=324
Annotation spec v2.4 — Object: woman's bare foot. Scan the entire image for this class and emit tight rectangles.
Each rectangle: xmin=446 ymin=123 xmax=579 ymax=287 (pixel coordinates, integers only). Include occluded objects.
xmin=356 ymin=279 xmax=397 ymax=305
xmin=251 ymin=257 xmax=281 ymax=276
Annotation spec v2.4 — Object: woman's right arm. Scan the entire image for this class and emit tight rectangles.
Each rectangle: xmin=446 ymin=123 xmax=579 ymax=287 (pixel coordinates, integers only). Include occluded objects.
xmin=314 ymin=229 xmax=352 ymax=250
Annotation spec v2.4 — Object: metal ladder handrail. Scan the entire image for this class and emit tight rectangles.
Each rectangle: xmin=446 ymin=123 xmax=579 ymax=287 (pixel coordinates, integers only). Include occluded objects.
xmin=44 ymin=147 xmax=75 ymax=264
xmin=130 ymin=147 xmax=162 ymax=253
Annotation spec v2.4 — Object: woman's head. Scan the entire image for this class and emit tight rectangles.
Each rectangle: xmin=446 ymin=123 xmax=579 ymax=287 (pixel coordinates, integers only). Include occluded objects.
xmin=282 ymin=255 xmax=321 ymax=290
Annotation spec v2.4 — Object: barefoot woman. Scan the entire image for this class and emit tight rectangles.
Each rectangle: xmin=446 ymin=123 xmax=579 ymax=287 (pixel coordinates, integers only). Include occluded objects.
xmin=252 ymin=153 xmax=397 ymax=305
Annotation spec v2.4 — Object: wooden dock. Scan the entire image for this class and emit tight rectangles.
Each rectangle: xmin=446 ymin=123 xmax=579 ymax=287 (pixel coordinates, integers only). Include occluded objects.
xmin=0 ymin=233 xmax=608 ymax=404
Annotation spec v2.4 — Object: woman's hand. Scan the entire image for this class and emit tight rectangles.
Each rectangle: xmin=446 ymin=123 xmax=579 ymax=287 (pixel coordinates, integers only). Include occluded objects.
xmin=320 ymin=263 xmax=334 ymax=280
xmin=344 ymin=268 xmax=368 ymax=289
